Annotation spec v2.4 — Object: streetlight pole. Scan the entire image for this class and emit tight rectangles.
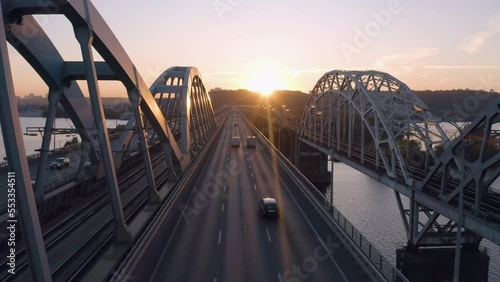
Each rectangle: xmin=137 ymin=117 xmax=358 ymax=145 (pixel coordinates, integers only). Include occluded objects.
xmin=414 ymin=104 xmax=465 ymax=282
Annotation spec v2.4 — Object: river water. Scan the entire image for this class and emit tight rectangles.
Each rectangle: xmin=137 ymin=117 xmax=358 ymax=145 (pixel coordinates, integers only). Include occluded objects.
xmin=0 ymin=117 xmax=127 ymax=161
xmin=329 ymin=162 xmax=500 ymax=281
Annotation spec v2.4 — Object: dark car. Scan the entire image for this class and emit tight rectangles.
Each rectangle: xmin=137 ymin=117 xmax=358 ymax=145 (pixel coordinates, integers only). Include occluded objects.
xmin=50 ymin=157 xmax=70 ymax=169
xmin=259 ymin=198 xmax=279 ymax=217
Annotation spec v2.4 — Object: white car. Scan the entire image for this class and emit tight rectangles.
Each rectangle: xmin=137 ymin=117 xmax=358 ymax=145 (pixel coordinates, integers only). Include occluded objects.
xmin=231 ymin=136 xmax=240 ymax=147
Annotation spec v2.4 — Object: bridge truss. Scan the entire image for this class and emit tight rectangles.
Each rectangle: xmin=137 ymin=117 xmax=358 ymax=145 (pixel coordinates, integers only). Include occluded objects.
xmin=298 ymin=70 xmax=500 ymax=250
xmin=0 ymin=0 xmax=216 ymax=280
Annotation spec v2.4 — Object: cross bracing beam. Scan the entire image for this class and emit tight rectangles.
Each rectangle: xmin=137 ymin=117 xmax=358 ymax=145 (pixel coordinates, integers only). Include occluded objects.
xmin=3 ymin=0 xmax=216 ymax=175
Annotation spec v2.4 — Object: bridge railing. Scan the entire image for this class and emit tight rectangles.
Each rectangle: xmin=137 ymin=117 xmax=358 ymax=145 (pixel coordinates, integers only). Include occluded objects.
xmin=259 ymin=126 xmax=408 ymax=281
xmin=329 ymin=205 xmax=406 ymax=282
xmin=296 ymin=170 xmax=408 ymax=281
xmin=303 ymin=132 xmax=500 ymax=237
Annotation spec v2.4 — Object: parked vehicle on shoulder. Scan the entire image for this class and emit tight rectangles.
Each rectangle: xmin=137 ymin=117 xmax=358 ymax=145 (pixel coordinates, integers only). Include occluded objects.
xmin=51 ymin=157 xmax=70 ymax=169
xmin=259 ymin=198 xmax=280 ymax=217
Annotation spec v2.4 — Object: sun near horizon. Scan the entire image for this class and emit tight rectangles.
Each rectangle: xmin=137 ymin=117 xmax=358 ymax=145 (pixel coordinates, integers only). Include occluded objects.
xmin=243 ymin=61 xmax=289 ymax=96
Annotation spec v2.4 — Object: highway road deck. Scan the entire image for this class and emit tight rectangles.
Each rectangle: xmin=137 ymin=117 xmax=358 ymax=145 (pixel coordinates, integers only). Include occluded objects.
xmin=149 ymin=111 xmax=370 ymax=282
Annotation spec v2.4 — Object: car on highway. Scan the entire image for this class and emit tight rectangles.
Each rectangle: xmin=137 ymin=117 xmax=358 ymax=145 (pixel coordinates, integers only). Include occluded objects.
xmin=259 ymin=198 xmax=280 ymax=217
xmin=231 ymin=136 xmax=240 ymax=147
xmin=246 ymin=135 xmax=257 ymax=148
xmin=51 ymin=157 xmax=70 ymax=169
xmin=234 ymin=122 xmax=238 ymax=126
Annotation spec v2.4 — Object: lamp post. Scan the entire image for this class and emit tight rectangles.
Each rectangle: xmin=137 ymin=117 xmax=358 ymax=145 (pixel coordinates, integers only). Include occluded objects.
xmin=414 ymin=104 xmax=465 ymax=282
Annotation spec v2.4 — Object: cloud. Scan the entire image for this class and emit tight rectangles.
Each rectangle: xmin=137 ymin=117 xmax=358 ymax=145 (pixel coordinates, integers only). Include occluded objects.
xmin=459 ymin=30 xmax=498 ymax=54
xmin=459 ymin=13 xmax=500 ymax=54
xmin=421 ymin=70 xmax=436 ymax=78
xmin=439 ymin=78 xmax=451 ymax=84
xmin=373 ymin=48 xmax=439 ymax=73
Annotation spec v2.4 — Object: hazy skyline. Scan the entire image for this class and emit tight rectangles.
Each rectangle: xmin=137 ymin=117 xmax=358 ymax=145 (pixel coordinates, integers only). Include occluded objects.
xmin=6 ymin=0 xmax=500 ymax=97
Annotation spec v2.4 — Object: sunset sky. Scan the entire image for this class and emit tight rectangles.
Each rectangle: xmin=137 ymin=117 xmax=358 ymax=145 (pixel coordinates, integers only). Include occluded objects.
xmin=6 ymin=0 xmax=500 ymax=97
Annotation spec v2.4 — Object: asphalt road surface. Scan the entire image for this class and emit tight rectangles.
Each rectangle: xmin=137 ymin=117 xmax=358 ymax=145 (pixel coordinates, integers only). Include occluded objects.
xmin=149 ymin=112 xmax=369 ymax=282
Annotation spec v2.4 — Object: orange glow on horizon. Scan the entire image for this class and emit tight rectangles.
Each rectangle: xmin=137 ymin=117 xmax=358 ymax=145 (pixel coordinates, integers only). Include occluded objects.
xmin=243 ymin=61 xmax=289 ymax=96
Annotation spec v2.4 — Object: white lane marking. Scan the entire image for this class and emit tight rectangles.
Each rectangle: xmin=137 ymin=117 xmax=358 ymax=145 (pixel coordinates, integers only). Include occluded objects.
xmin=226 ymin=164 xmax=228 ymax=169
xmin=266 ymin=228 xmax=271 ymax=242
xmin=225 ymin=173 xmax=227 ymax=179
xmin=250 ymin=173 xmax=254 ymax=178
xmin=214 ymin=278 xmax=217 ymax=282
xmin=254 ymin=184 xmax=257 ymax=191
xmin=221 ymin=203 xmax=225 ymax=213
xmin=249 ymin=164 xmax=251 ymax=169
xmin=262 ymin=151 xmax=350 ymax=282
xmin=224 ymin=185 xmax=226 ymax=192
xmin=278 ymin=273 xmax=283 ymax=282
xmin=218 ymin=230 xmax=222 ymax=244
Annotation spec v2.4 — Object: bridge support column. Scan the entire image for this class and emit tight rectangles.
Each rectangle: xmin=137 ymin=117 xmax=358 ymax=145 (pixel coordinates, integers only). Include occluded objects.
xmin=75 ymin=140 xmax=92 ymax=182
xmin=296 ymin=142 xmax=331 ymax=188
xmin=131 ymin=90 xmax=160 ymax=204
xmin=0 ymin=7 xmax=52 ymax=281
xmin=35 ymin=89 xmax=62 ymax=205
xmin=162 ymin=142 xmax=180 ymax=180
xmin=396 ymin=246 xmax=489 ymax=282
xmin=74 ymin=27 xmax=131 ymax=243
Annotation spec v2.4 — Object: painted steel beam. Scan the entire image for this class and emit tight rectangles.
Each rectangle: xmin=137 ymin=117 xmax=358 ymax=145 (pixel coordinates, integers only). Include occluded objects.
xmin=0 ymin=4 xmax=51 ymax=281
xmin=4 ymin=14 xmax=99 ymax=151
xmin=299 ymin=136 xmax=500 ymax=245
xmin=62 ymin=61 xmax=117 ymax=81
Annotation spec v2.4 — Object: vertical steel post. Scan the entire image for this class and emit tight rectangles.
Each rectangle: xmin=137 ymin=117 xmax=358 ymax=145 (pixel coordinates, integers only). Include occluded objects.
xmin=0 ymin=6 xmax=52 ymax=281
xmin=34 ymin=89 xmax=62 ymax=204
xmin=74 ymin=26 xmax=131 ymax=243
xmin=330 ymin=150 xmax=334 ymax=207
xmin=131 ymin=89 xmax=160 ymax=204
xmin=454 ymin=144 xmax=465 ymax=282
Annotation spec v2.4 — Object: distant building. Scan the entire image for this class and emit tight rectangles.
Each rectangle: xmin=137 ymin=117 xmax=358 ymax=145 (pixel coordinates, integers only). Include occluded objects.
xmin=20 ymin=93 xmax=46 ymax=106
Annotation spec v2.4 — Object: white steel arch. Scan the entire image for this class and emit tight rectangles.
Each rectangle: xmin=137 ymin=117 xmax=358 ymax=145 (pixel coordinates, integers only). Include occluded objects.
xmin=298 ymin=70 xmax=500 ymax=246
xmin=299 ymin=70 xmax=448 ymax=185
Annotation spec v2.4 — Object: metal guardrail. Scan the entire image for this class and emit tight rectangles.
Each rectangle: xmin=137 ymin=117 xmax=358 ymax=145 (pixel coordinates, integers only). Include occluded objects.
xmin=328 ymin=206 xmax=407 ymax=282
xmin=276 ymin=150 xmax=407 ymax=282
xmin=0 ymin=132 xmax=122 ymax=170
xmin=248 ymin=118 xmax=408 ymax=282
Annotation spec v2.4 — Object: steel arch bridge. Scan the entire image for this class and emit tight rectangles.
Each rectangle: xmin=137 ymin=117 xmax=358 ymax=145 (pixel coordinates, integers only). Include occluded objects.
xmin=0 ymin=0 xmax=217 ymax=279
xmin=298 ymin=70 xmax=500 ymax=248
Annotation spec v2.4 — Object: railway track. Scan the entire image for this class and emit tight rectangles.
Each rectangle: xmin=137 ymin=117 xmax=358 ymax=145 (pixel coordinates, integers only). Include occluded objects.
xmin=0 ymin=152 xmax=166 ymax=281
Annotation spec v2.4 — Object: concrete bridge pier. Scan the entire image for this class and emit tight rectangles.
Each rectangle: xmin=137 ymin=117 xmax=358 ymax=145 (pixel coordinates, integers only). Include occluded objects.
xmin=296 ymin=142 xmax=331 ymax=188
xmin=396 ymin=245 xmax=489 ymax=282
